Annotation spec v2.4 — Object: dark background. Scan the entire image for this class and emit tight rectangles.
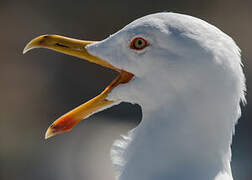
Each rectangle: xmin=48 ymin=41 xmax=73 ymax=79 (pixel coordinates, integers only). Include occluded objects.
xmin=0 ymin=0 xmax=251 ymax=180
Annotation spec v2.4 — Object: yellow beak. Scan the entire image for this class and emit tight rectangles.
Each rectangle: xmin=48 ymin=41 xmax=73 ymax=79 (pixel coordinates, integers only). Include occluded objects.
xmin=23 ymin=35 xmax=133 ymax=139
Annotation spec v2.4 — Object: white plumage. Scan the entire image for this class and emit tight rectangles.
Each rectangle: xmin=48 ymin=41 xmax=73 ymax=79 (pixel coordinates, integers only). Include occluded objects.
xmin=86 ymin=13 xmax=246 ymax=180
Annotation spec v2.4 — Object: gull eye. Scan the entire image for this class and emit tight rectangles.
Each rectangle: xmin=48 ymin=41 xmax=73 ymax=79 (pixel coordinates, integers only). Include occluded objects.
xmin=130 ymin=37 xmax=149 ymax=50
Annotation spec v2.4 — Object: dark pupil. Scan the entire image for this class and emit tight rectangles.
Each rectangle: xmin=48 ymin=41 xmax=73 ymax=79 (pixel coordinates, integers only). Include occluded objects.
xmin=135 ymin=39 xmax=144 ymax=48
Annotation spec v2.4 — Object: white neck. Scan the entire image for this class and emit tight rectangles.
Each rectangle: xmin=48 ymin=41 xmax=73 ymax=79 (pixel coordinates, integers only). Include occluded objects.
xmin=111 ymin=81 xmax=241 ymax=180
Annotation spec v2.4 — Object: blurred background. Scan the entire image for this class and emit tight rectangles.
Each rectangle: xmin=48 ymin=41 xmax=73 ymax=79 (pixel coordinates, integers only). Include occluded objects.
xmin=0 ymin=0 xmax=251 ymax=179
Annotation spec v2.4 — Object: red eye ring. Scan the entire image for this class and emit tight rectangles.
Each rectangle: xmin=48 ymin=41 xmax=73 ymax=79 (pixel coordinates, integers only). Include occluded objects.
xmin=130 ymin=37 xmax=149 ymax=50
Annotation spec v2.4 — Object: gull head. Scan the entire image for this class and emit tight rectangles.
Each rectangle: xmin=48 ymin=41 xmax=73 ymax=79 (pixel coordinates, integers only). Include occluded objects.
xmin=86 ymin=13 xmax=245 ymax=111
xmin=23 ymin=12 xmax=245 ymax=142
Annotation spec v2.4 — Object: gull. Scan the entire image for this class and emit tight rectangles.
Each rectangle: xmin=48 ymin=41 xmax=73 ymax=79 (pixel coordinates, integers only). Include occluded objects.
xmin=23 ymin=12 xmax=246 ymax=180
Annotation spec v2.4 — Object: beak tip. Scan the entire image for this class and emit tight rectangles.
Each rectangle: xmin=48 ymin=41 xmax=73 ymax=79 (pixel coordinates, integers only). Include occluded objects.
xmin=45 ymin=127 xmax=55 ymax=140
xmin=23 ymin=35 xmax=48 ymax=55
xmin=22 ymin=46 xmax=29 ymax=54
xmin=23 ymin=42 xmax=34 ymax=54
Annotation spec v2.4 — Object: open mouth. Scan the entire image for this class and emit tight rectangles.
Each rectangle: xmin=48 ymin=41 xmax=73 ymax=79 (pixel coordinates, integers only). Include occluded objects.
xmin=23 ymin=35 xmax=134 ymax=139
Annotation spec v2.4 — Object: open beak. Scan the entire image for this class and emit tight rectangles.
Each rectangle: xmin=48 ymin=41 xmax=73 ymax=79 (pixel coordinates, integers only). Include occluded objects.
xmin=23 ymin=35 xmax=134 ymax=139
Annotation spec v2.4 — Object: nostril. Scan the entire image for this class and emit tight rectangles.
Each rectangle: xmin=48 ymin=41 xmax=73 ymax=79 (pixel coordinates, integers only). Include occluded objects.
xmin=55 ymin=43 xmax=69 ymax=48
